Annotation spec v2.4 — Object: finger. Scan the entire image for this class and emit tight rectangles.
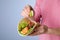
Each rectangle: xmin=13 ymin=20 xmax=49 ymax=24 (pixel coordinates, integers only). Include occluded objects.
xmin=24 ymin=6 xmax=30 ymax=15
xmin=28 ymin=26 xmax=41 ymax=36
xmin=21 ymin=10 xmax=28 ymax=17
xmin=26 ymin=5 xmax=30 ymax=13
xmin=29 ymin=30 xmax=42 ymax=36
xmin=21 ymin=7 xmax=29 ymax=17
xmin=22 ymin=6 xmax=29 ymax=16
xmin=28 ymin=25 xmax=46 ymax=36
xmin=34 ymin=26 xmax=45 ymax=34
xmin=24 ymin=8 xmax=29 ymax=15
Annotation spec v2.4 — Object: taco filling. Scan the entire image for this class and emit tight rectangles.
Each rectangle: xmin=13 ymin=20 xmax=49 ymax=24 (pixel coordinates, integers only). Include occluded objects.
xmin=18 ymin=18 xmax=35 ymax=35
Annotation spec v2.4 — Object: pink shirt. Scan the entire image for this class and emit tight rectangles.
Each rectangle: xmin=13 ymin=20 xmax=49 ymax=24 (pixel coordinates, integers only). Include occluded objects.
xmin=34 ymin=0 xmax=60 ymax=40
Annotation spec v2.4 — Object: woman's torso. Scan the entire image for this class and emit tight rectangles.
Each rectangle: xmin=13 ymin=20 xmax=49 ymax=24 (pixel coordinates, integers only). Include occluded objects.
xmin=36 ymin=0 xmax=60 ymax=40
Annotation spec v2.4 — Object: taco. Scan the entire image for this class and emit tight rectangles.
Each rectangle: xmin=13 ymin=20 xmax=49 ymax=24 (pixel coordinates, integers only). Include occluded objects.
xmin=18 ymin=18 xmax=37 ymax=36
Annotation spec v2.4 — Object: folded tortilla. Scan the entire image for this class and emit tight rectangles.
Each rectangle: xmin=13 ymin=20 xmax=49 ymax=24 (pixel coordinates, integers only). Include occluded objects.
xmin=17 ymin=18 xmax=37 ymax=36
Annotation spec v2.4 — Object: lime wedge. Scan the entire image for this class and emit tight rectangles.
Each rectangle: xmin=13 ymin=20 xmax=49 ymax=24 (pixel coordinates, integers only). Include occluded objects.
xmin=29 ymin=10 xmax=34 ymax=17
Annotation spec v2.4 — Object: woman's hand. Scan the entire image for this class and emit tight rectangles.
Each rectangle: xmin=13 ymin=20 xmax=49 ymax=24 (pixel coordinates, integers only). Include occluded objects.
xmin=29 ymin=25 xmax=48 ymax=36
xmin=47 ymin=28 xmax=60 ymax=36
xmin=21 ymin=5 xmax=33 ymax=17
xmin=29 ymin=24 xmax=60 ymax=36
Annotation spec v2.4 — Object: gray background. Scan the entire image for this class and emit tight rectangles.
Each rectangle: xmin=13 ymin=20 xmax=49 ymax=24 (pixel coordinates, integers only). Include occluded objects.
xmin=0 ymin=0 xmax=39 ymax=40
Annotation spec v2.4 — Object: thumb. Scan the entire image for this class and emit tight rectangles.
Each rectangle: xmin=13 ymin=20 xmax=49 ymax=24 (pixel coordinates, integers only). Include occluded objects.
xmin=28 ymin=25 xmax=48 ymax=36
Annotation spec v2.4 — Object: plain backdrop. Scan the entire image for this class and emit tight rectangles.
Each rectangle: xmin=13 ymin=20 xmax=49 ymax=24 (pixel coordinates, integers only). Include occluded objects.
xmin=0 ymin=0 xmax=39 ymax=40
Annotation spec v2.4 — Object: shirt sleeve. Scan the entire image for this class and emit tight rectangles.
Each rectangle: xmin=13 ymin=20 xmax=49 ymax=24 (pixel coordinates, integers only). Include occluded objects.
xmin=33 ymin=0 xmax=41 ymax=22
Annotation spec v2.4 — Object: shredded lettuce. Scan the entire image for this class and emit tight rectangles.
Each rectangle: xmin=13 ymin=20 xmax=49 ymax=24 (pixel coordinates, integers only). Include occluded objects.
xmin=19 ymin=20 xmax=28 ymax=29
xmin=27 ymin=28 xmax=33 ymax=34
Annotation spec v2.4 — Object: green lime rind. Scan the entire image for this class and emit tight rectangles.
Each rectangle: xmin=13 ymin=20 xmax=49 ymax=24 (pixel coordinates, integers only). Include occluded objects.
xmin=29 ymin=10 xmax=34 ymax=17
